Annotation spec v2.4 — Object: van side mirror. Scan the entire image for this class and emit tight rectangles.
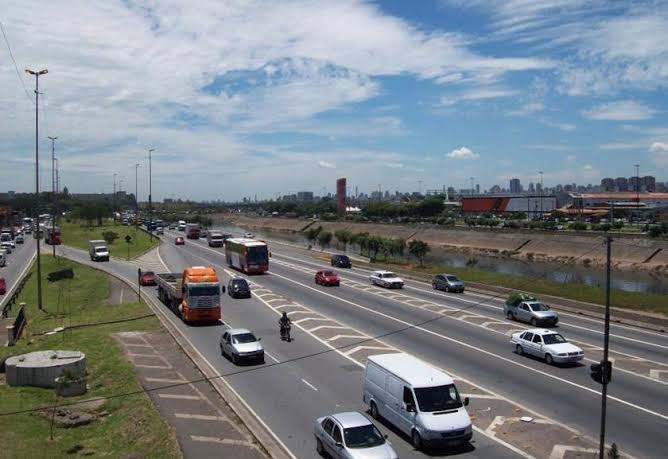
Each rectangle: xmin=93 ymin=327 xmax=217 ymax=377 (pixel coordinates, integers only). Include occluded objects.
xmin=464 ymin=397 xmax=470 ymax=406
xmin=335 ymin=442 xmax=343 ymax=448
xmin=405 ymin=403 xmax=415 ymax=413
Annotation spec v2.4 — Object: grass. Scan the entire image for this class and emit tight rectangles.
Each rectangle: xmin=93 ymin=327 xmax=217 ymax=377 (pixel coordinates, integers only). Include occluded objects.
xmin=370 ymin=258 xmax=668 ymax=315
xmin=0 ymin=255 xmax=180 ymax=458
xmin=59 ymin=219 xmax=159 ymax=260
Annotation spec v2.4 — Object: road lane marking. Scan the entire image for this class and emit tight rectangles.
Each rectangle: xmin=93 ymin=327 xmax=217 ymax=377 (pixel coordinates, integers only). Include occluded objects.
xmin=175 ymin=413 xmax=228 ymax=422
xmin=145 ymin=377 xmax=188 ymax=384
xmin=308 ymin=325 xmax=349 ymax=333
xmin=301 ymin=379 xmax=318 ymax=391
xmin=326 ymin=334 xmax=368 ymax=342
xmin=158 ymin=394 xmax=202 ymax=401
xmin=267 ymin=269 xmax=668 ymax=421
xmin=191 ymin=435 xmax=258 ymax=447
xmin=263 ymin=351 xmax=281 ymax=363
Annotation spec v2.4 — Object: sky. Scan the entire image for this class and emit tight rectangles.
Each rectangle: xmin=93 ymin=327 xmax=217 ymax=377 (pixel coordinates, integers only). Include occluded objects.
xmin=1 ymin=0 xmax=667 ymax=201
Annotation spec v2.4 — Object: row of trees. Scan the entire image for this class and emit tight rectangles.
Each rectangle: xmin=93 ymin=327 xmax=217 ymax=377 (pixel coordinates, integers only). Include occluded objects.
xmin=304 ymin=226 xmax=431 ymax=266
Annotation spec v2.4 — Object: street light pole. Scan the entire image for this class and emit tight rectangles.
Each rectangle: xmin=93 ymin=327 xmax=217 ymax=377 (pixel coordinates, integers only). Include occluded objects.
xmin=539 ymin=171 xmax=544 ymax=217
xmin=634 ymin=164 xmax=640 ymax=227
xmin=26 ymin=68 xmax=48 ymax=311
xmin=135 ymin=163 xmax=140 ymax=212
xmin=48 ymin=136 xmax=58 ymax=257
xmin=113 ymin=172 xmax=117 ymax=216
xmin=149 ymin=148 xmax=155 ymax=241
xmin=55 ymin=158 xmax=60 ymax=193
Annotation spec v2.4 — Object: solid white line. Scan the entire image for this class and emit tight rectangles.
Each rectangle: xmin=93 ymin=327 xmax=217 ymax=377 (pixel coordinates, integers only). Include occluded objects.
xmin=301 ymin=378 xmax=318 ymax=392
xmin=264 ymin=350 xmax=281 ymax=364
xmin=267 ymin=269 xmax=668 ymax=421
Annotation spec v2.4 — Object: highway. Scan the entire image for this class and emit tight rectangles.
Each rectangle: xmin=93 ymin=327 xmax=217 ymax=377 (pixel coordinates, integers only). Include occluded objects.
xmin=56 ymin=230 xmax=667 ymax=458
xmin=0 ymin=235 xmax=36 ymax=311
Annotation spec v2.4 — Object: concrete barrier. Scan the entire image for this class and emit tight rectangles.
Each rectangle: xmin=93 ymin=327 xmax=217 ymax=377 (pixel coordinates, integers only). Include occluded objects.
xmin=5 ymin=350 xmax=86 ymax=388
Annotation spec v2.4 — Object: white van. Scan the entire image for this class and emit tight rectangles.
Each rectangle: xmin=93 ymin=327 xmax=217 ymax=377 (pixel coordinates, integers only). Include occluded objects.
xmin=363 ymin=353 xmax=472 ymax=450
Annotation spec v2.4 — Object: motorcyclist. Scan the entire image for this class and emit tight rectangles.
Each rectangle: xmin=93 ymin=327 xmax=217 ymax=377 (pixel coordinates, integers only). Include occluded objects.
xmin=279 ymin=311 xmax=291 ymax=341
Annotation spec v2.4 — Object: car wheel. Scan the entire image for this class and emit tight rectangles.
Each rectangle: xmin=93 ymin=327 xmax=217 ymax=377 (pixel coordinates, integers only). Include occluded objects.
xmin=531 ymin=318 xmax=538 ymax=327
xmin=316 ymin=438 xmax=325 ymax=456
xmin=506 ymin=311 xmax=513 ymax=320
xmin=545 ymin=354 xmax=553 ymax=365
xmin=411 ymin=430 xmax=423 ymax=450
xmin=370 ymin=401 xmax=379 ymax=420
xmin=516 ymin=344 xmax=523 ymax=356
xmin=232 ymin=354 xmax=238 ymax=365
xmin=432 ymin=282 xmax=437 ymax=290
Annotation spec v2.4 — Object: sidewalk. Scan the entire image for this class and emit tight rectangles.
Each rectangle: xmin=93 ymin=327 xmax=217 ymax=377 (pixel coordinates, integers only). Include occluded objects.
xmin=115 ymin=330 xmax=268 ymax=459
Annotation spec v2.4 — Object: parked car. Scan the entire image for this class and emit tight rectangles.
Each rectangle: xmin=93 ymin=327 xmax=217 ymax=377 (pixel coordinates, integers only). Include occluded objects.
xmin=511 ymin=329 xmax=583 ymax=365
xmin=1 ymin=242 xmax=12 ymax=254
xmin=139 ymin=270 xmax=156 ymax=286
xmin=156 ymin=227 xmax=164 ymax=235
xmin=0 ymin=277 xmax=6 ymax=295
xmin=15 ymin=234 xmax=24 ymax=244
xmin=219 ymin=328 xmax=264 ymax=364
xmin=315 ymin=269 xmax=340 ymax=286
xmin=228 ymin=277 xmax=251 ymax=298
xmin=313 ymin=412 xmax=397 ymax=459
xmin=330 ymin=254 xmax=352 ymax=269
xmin=369 ymin=270 xmax=403 ymax=289
xmin=432 ymin=273 xmax=465 ymax=293
xmin=175 ymin=236 xmax=185 ymax=245
xmin=504 ymin=292 xmax=559 ymax=327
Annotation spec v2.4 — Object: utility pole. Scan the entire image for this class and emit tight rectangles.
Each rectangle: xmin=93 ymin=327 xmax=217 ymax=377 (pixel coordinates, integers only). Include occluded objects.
xmin=539 ymin=171 xmax=544 ymax=217
xmin=55 ymin=158 xmax=60 ymax=193
xmin=148 ymin=148 xmax=155 ymax=241
xmin=26 ymin=68 xmax=48 ymax=311
xmin=634 ymin=164 xmax=640 ymax=227
xmin=135 ymin=163 xmax=140 ymax=212
xmin=597 ymin=235 xmax=613 ymax=458
xmin=48 ymin=136 xmax=58 ymax=258
xmin=113 ymin=172 xmax=117 ymax=216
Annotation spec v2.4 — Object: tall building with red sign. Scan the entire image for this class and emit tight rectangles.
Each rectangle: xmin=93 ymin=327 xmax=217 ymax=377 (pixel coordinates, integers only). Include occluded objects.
xmin=336 ymin=178 xmax=346 ymax=213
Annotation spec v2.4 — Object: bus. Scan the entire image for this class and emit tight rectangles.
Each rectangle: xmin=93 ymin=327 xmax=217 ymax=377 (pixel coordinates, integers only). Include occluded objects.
xmin=45 ymin=226 xmax=62 ymax=245
xmin=225 ymin=238 xmax=269 ymax=274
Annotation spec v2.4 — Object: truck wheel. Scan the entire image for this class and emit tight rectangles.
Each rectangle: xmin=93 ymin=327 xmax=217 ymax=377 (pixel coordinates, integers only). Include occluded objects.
xmin=411 ymin=430 xmax=423 ymax=450
xmin=370 ymin=401 xmax=380 ymax=420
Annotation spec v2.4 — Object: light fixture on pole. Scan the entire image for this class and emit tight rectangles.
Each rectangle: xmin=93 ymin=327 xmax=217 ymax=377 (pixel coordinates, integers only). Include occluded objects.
xmin=148 ymin=148 xmax=155 ymax=241
xmin=25 ymin=68 xmax=48 ymax=311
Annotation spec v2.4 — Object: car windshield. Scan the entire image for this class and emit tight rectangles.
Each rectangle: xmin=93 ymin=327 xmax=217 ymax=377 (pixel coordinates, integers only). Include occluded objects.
xmin=542 ymin=334 xmax=567 ymax=345
xmin=188 ymin=285 xmax=219 ymax=296
xmin=381 ymin=273 xmax=396 ymax=278
xmin=248 ymin=246 xmax=268 ymax=264
xmin=232 ymin=280 xmax=248 ymax=288
xmin=143 ymin=272 xmax=154 ymax=277
xmin=414 ymin=384 xmax=462 ymax=412
xmin=232 ymin=333 xmax=257 ymax=344
xmin=446 ymin=276 xmax=460 ymax=282
xmin=343 ymin=424 xmax=385 ymax=449
xmin=95 ymin=247 xmax=107 ymax=253
xmin=323 ymin=271 xmax=335 ymax=276
xmin=529 ymin=303 xmax=550 ymax=312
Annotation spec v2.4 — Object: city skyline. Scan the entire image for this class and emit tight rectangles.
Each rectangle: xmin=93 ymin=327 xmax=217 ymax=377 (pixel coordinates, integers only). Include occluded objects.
xmin=1 ymin=1 xmax=667 ymax=200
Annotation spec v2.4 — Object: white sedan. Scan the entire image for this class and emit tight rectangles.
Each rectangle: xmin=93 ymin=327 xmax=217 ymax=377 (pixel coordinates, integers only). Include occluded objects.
xmin=369 ymin=270 xmax=404 ymax=289
xmin=511 ymin=328 xmax=584 ymax=365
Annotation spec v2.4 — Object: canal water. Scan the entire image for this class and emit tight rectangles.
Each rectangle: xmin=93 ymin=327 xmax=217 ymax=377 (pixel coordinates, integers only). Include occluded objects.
xmin=218 ymin=224 xmax=668 ymax=295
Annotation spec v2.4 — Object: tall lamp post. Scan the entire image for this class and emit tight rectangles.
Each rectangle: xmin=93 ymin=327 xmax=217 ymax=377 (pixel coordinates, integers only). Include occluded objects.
xmin=539 ymin=171 xmax=544 ymax=217
xmin=48 ymin=136 xmax=58 ymax=257
xmin=149 ymin=148 xmax=155 ymax=241
xmin=634 ymin=164 xmax=640 ymax=227
xmin=134 ymin=163 xmax=140 ymax=211
xmin=26 ymin=68 xmax=48 ymax=311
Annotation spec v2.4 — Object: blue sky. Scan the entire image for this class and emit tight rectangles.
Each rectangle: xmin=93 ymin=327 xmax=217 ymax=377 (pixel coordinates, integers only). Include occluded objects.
xmin=1 ymin=0 xmax=667 ymax=200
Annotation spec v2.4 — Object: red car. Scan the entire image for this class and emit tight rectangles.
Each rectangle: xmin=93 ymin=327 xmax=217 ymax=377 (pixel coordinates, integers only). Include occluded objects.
xmin=315 ymin=269 xmax=340 ymax=286
xmin=0 ymin=277 xmax=6 ymax=295
xmin=139 ymin=271 xmax=156 ymax=286
xmin=175 ymin=236 xmax=185 ymax=245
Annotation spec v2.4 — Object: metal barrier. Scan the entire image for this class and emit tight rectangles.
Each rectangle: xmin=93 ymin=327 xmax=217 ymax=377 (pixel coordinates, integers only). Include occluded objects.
xmin=1 ymin=271 xmax=33 ymax=318
xmin=6 ymin=303 xmax=26 ymax=346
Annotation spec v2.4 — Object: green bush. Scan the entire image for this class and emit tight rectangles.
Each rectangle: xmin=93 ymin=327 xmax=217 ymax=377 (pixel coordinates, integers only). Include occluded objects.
xmin=569 ymin=221 xmax=588 ymax=231
xmin=102 ymin=230 xmax=119 ymax=244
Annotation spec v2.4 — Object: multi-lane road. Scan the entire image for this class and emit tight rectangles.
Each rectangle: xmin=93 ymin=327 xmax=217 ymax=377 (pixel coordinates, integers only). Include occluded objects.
xmin=0 ymin=236 xmax=36 ymax=312
xmin=49 ymin=229 xmax=666 ymax=459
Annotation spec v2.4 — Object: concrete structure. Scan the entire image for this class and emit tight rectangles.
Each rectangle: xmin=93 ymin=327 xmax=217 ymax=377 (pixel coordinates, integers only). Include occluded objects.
xmin=461 ymin=194 xmax=557 ymax=217
xmin=5 ymin=350 xmax=86 ymax=388
xmin=336 ymin=177 xmax=346 ymax=214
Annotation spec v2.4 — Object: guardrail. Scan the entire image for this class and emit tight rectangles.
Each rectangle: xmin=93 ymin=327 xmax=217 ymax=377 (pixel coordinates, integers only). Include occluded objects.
xmin=6 ymin=303 xmax=26 ymax=346
xmin=1 ymin=271 xmax=32 ymax=318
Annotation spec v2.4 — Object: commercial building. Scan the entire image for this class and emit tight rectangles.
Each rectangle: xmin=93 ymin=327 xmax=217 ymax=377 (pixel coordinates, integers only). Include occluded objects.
xmin=568 ymin=192 xmax=668 ymax=211
xmin=615 ymin=177 xmax=628 ymax=191
xmin=296 ymin=191 xmax=314 ymax=202
xmin=601 ymin=178 xmax=614 ymax=191
xmin=461 ymin=194 xmax=557 ymax=217
xmin=336 ymin=178 xmax=346 ymax=213
xmin=509 ymin=178 xmax=522 ymax=193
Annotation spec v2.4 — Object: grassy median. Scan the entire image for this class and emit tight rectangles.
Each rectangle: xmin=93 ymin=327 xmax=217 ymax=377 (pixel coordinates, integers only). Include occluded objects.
xmin=0 ymin=256 xmax=180 ymax=458
xmin=59 ymin=219 xmax=158 ymax=259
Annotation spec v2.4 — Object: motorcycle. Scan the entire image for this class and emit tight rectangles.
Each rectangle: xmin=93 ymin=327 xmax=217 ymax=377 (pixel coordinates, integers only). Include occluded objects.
xmin=279 ymin=321 xmax=292 ymax=342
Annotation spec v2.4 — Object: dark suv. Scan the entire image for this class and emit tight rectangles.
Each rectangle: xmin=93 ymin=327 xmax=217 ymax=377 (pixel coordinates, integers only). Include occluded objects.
xmin=228 ymin=277 xmax=251 ymax=298
xmin=330 ymin=254 xmax=351 ymax=268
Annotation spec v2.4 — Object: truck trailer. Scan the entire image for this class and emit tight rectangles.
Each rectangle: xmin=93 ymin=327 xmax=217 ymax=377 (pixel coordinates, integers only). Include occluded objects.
xmin=185 ymin=223 xmax=200 ymax=239
xmin=155 ymin=266 xmax=224 ymax=323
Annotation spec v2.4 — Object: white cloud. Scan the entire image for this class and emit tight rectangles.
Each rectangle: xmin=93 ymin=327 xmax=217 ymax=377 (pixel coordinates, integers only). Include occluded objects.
xmin=649 ymin=142 xmax=668 ymax=167
xmin=385 ymin=163 xmax=404 ymax=169
xmin=317 ymin=160 xmax=335 ymax=169
xmin=583 ymin=100 xmax=656 ymax=121
xmin=447 ymin=147 xmax=480 ymax=159
xmin=440 ymin=86 xmax=517 ymax=106
xmin=509 ymin=101 xmax=544 ymax=116
xmin=540 ymin=118 xmax=576 ymax=131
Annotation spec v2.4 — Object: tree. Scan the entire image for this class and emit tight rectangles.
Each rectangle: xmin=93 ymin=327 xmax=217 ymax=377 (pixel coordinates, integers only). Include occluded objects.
xmin=334 ymin=229 xmax=352 ymax=250
xmin=317 ymin=231 xmax=333 ymax=250
xmin=305 ymin=226 xmax=322 ymax=246
xmin=102 ymin=230 xmax=119 ymax=245
xmin=408 ymin=239 xmax=430 ymax=267
xmin=366 ymin=235 xmax=384 ymax=262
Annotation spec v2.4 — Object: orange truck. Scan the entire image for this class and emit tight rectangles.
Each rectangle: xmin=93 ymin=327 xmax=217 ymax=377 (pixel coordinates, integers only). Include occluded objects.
xmin=155 ymin=266 xmax=224 ymax=323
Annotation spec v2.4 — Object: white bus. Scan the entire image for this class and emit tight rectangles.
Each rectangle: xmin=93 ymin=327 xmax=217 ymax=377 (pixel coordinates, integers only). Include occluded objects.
xmin=225 ymin=238 xmax=269 ymax=274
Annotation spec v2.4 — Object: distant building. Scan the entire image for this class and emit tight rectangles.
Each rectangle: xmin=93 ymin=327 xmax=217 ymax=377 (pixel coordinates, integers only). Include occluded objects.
xmin=489 ymin=185 xmax=501 ymax=194
xmin=615 ymin=177 xmax=628 ymax=191
xmin=509 ymin=178 xmax=521 ymax=193
xmin=462 ymin=194 xmax=556 ymax=217
xmin=601 ymin=178 xmax=614 ymax=191
xmin=644 ymin=176 xmax=656 ymax=192
xmin=336 ymin=178 xmax=346 ymax=213
xmin=528 ymin=182 xmax=535 ymax=193
xmin=296 ymin=191 xmax=314 ymax=202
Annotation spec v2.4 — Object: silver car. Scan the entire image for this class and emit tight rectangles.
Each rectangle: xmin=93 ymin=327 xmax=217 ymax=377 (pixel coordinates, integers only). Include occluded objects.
xmin=219 ymin=328 xmax=264 ymax=365
xmin=314 ymin=412 xmax=397 ymax=459
xmin=505 ymin=300 xmax=559 ymax=327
